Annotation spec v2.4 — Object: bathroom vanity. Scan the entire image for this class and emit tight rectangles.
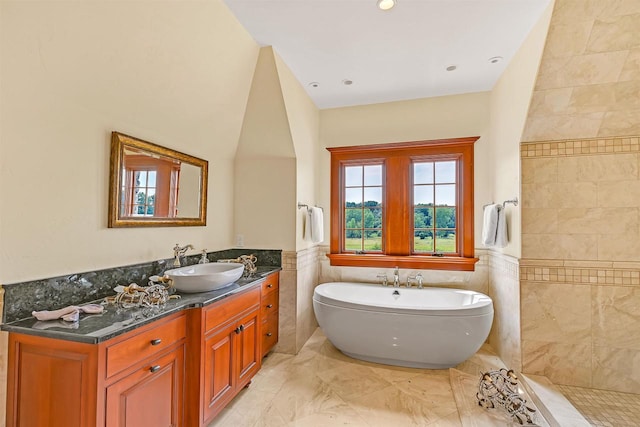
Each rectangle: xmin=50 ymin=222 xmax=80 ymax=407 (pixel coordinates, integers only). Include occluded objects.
xmin=3 ymin=270 xmax=280 ymax=427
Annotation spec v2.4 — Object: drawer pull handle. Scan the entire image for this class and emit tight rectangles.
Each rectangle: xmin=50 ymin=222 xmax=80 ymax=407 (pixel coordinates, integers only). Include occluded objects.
xmin=150 ymin=365 xmax=161 ymax=373
xmin=267 ymin=284 xmax=273 ymax=288
xmin=150 ymin=339 xmax=162 ymax=346
xmin=266 ymin=304 xmax=273 ymax=309
xmin=235 ymin=324 xmax=245 ymax=334
xmin=266 ymin=332 xmax=273 ymax=337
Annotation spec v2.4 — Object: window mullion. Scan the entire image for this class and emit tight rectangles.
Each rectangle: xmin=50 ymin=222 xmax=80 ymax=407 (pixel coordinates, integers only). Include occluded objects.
xmin=384 ymin=156 xmax=410 ymax=255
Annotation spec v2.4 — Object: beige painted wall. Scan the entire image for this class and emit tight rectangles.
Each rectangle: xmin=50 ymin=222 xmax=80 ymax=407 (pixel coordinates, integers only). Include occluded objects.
xmin=273 ymin=52 xmax=321 ymax=251
xmin=488 ymin=0 xmax=555 ymax=259
xmin=319 ymin=92 xmax=493 ymax=247
xmin=234 ymin=47 xmax=297 ymax=251
xmin=520 ymin=0 xmax=640 ymax=393
xmin=0 ymin=0 xmax=259 ymax=284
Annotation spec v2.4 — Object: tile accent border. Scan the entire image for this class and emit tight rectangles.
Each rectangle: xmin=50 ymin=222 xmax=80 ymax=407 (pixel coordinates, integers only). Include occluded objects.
xmin=520 ymin=259 xmax=640 ymax=287
xmin=521 ymin=135 xmax=640 ymax=158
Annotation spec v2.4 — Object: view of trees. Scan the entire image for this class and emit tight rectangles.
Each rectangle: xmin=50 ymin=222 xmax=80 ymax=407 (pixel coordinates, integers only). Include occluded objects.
xmin=344 ymin=201 xmax=456 ymax=252
xmin=135 ymin=191 xmax=155 ymax=215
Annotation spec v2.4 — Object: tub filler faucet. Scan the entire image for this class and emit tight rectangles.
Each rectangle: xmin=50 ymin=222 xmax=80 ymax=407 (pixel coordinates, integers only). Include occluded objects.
xmin=172 ymin=243 xmax=194 ymax=267
xmin=393 ymin=266 xmax=400 ymax=288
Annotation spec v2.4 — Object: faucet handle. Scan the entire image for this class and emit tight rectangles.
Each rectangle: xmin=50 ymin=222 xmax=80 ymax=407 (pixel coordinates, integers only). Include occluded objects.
xmin=416 ymin=273 xmax=424 ymax=289
xmin=376 ymin=273 xmax=388 ymax=286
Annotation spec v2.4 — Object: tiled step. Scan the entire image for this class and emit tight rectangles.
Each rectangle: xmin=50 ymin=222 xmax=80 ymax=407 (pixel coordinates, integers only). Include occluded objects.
xmin=450 ymin=368 xmax=550 ymax=427
xmin=519 ymin=374 xmax=591 ymax=427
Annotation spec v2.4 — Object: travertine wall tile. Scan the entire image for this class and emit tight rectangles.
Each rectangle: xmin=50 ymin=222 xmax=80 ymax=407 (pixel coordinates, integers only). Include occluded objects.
xmin=522 ymin=113 xmax=604 ymax=141
xmin=522 ymin=340 xmax=592 ymax=387
xmin=620 ymin=48 xmax=640 ymax=81
xmin=592 ymin=286 xmax=640 ymax=349
xmin=488 ymin=252 xmax=521 ymax=371
xmin=521 ymin=282 xmax=591 ymax=343
xmin=597 ymin=180 xmax=640 ymax=207
xmin=557 ymin=153 xmax=638 ymax=182
xmin=522 ymin=209 xmax=558 ymax=234
xmin=522 ymin=234 xmax=599 ymax=260
xmin=535 ymin=52 xmax=628 ymax=90
xmin=598 ymin=109 xmax=640 ymax=137
xmin=598 ymin=232 xmax=640 ymax=261
xmin=557 ymin=207 xmax=639 ymax=234
xmin=585 ymin=13 xmax=640 ymax=53
xmin=592 ymin=346 xmax=640 ymax=393
xmin=522 ymin=157 xmax=558 ymax=184
xmin=544 ymin=21 xmax=593 ymax=58
xmin=522 ymin=182 xmax=597 ymax=209
xmin=567 ymin=84 xmax=616 ymax=114
xmin=528 ymin=88 xmax=573 ymax=116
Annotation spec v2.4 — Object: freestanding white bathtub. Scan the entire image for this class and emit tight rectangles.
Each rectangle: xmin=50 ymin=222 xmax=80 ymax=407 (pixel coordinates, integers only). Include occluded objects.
xmin=313 ymin=282 xmax=494 ymax=369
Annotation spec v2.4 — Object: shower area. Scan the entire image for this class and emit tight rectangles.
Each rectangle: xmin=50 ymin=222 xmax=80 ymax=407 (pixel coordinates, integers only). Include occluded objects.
xmin=515 ymin=0 xmax=640 ymax=422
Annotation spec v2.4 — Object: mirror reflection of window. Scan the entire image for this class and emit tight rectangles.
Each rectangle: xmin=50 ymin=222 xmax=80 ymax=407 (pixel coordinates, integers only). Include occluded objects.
xmin=122 ymin=148 xmax=180 ymax=218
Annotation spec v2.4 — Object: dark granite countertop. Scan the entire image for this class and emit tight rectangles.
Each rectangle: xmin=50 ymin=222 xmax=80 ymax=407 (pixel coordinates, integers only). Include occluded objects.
xmin=1 ymin=267 xmax=280 ymax=344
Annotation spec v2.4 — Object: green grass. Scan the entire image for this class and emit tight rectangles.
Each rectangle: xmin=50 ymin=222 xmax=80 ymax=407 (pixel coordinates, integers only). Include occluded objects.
xmin=345 ymin=236 xmax=456 ymax=253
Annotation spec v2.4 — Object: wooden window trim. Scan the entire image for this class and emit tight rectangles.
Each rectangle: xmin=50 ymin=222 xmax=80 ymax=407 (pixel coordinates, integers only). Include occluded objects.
xmin=327 ymin=137 xmax=479 ymax=271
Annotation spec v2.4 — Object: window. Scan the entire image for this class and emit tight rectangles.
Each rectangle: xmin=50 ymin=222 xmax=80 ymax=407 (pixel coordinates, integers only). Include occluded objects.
xmin=121 ymin=152 xmax=181 ymax=218
xmin=327 ymin=137 xmax=479 ymax=271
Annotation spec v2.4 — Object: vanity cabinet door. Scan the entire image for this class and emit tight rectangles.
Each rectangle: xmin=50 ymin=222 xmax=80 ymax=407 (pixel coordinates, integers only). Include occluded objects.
xmin=105 ymin=344 xmax=185 ymax=427
xmin=235 ymin=308 xmax=261 ymax=388
xmin=6 ymin=334 xmax=98 ymax=427
xmin=202 ymin=322 xmax=237 ymax=422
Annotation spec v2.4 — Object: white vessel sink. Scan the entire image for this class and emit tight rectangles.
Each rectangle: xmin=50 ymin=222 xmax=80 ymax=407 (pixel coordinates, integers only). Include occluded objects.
xmin=165 ymin=262 xmax=244 ymax=293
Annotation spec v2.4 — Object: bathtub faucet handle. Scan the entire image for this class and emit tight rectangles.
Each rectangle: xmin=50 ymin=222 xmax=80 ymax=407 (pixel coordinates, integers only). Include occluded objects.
xmin=393 ymin=266 xmax=400 ymax=288
xmin=416 ymin=273 xmax=424 ymax=289
xmin=376 ymin=273 xmax=388 ymax=286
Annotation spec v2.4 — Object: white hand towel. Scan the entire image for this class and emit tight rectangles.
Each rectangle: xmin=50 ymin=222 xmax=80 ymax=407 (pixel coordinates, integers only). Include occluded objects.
xmin=481 ymin=204 xmax=500 ymax=246
xmin=309 ymin=207 xmax=324 ymax=244
xmin=495 ymin=207 xmax=509 ymax=248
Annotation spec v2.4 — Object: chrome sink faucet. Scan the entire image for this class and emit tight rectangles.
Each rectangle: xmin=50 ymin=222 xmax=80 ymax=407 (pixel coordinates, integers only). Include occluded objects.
xmin=393 ymin=266 xmax=400 ymax=288
xmin=172 ymin=243 xmax=194 ymax=267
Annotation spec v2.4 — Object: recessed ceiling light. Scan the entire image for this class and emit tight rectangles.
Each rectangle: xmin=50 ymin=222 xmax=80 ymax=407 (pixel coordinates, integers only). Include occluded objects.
xmin=489 ymin=56 xmax=503 ymax=64
xmin=342 ymin=79 xmax=353 ymax=86
xmin=446 ymin=65 xmax=457 ymax=72
xmin=377 ymin=0 xmax=396 ymax=11
xmin=308 ymin=82 xmax=320 ymax=88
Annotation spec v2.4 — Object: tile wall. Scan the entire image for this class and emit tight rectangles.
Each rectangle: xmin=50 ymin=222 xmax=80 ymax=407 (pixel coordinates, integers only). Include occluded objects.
xmin=276 ymin=246 xmax=322 ymax=354
xmin=488 ymin=251 xmax=521 ymax=372
xmin=521 ymin=137 xmax=640 ymax=393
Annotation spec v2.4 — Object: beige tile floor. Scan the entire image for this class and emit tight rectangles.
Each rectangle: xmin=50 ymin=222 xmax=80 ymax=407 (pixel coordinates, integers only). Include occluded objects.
xmin=208 ymin=329 xmax=543 ymax=427
xmin=558 ymin=385 xmax=640 ymax=427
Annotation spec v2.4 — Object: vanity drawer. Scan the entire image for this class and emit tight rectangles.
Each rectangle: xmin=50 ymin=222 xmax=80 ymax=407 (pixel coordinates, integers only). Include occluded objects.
xmin=261 ymin=313 xmax=278 ymax=356
xmin=106 ymin=313 xmax=186 ymax=379
xmin=204 ymin=287 xmax=260 ymax=333
xmin=261 ymin=290 xmax=279 ymax=317
xmin=260 ymin=272 xmax=279 ymax=296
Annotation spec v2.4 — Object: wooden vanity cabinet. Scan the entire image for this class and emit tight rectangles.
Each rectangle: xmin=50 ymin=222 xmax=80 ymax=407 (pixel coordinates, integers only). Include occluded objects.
xmin=6 ymin=311 xmax=187 ymax=427
xmin=6 ymin=271 xmax=281 ymax=427
xmin=260 ymin=272 xmax=279 ymax=357
xmin=195 ymin=286 xmax=262 ymax=425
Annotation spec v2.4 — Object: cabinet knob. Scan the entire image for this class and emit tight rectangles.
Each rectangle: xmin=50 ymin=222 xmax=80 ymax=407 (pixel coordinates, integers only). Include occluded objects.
xmin=267 ymin=284 xmax=273 ymax=288
xmin=149 ymin=365 xmax=161 ymax=373
xmin=266 ymin=332 xmax=273 ymax=337
xmin=235 ymin=324 xmax=245 ymax=334
xmin=150 ymin=339 xmax=162 ymax=346
xmin=266 ymin=304 xmax=273 ymax=309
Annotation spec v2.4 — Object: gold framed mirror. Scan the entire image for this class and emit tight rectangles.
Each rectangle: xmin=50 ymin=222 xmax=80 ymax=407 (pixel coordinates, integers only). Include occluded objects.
xmin=108 ymin=132 xmax=208 ymax=227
